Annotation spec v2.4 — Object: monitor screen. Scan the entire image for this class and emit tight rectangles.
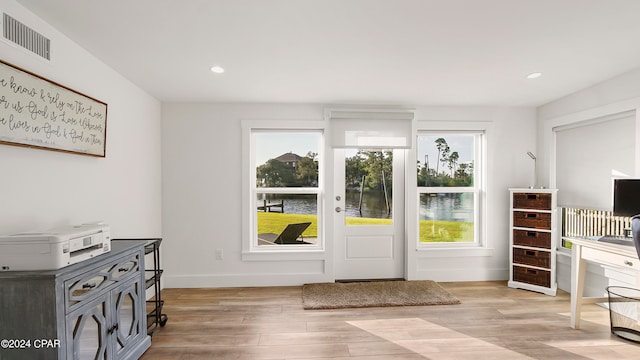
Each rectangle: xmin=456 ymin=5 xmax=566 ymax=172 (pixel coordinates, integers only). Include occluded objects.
xmin=613 ymin=179 xmax=640 ymax=217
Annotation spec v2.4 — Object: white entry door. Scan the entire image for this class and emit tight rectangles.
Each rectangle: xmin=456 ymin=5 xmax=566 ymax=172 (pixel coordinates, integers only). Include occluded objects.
xmin=333 ymin=148 xmax=405 ymax=280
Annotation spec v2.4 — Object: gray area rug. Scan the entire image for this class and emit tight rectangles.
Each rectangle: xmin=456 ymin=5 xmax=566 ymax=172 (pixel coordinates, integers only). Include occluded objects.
xmin=302 ymin=280 xmax=461 ymax=310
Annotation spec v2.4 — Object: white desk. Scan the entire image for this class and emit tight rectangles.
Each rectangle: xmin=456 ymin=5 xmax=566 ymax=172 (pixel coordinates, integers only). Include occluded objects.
xmin=568 ymin=236 xmax=640 ymax=329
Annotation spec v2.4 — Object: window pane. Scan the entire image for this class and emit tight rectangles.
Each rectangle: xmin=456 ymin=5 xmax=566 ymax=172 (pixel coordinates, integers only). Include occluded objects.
xmin=255 ymin=132 xmax=320 ymax=188
xmin=345 ymin=149 xmax=393 ymax=226
xmin=256 ymin=193 xmax=317 ymax=245
xmin=417 ymin=135 xmax=474 ymax=187
xmin=419 ymin=193 xmax=474 ymax=243
xmin=555 ymin=114 xmax=634 ymax=209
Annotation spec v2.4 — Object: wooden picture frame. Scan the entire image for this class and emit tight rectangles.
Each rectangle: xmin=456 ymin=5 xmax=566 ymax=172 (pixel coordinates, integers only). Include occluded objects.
xmin=0 ymin=59 xmax=107 ymax=157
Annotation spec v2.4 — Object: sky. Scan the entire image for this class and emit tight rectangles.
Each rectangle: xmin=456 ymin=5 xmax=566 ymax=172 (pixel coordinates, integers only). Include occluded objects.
xmin=417 ymin=134 xmax=474 ymax=172
xmin=255 ymin=132 xmax=320 ymax=165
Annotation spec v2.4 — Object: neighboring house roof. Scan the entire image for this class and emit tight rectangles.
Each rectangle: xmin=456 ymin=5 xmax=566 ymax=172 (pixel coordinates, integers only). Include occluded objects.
xmin=274 ymin=152 xmax=302 ymax=163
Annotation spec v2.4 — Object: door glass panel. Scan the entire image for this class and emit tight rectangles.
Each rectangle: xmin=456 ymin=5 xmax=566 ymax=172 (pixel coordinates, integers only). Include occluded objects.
xmin=419 ymin=192 xmax=474 ymax=243
xmin=345 ymin=149 xmax=393 ymax=226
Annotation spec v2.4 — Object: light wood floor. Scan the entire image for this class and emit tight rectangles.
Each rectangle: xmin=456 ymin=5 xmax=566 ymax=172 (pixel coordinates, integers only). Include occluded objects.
xmin=141 ymin=281 xmax=640 ymax=359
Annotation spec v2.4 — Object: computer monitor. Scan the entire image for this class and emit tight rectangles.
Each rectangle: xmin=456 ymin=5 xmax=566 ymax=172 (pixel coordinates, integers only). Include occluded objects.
xmin=613 ymin=179 xmax=640 ymax=217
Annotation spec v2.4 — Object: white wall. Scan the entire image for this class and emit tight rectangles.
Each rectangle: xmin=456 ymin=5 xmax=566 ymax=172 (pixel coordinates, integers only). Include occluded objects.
xmin=161 ymin=103 xmax=536 ymax=287
xmin=0 ymin=1 xmax=162 ymax=237
xmin=537 ymin=66 xmax=640 ymax=294
xmin=161 ymin=103 xmax=329 ymax=287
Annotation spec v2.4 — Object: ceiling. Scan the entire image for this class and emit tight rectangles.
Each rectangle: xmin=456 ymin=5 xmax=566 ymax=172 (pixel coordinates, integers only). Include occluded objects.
xmin=15 ymin=0 xmax=640 ymax=107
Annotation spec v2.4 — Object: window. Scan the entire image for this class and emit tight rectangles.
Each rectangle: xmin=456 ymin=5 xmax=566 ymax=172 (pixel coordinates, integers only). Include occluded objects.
xmin=416 ymin=132 xmax=483 ymax=245
xmin=250 ymin=130 xmax=323 ymax=249
xmin=554 ymin=111 xmax=635 ymax=249
xmin=554 ymin=111 xmax=635 ymax=210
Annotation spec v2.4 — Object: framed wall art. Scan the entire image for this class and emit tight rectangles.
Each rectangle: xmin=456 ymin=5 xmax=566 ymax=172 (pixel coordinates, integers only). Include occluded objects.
xmin=0 ymin=59 xmax=107 ymax=157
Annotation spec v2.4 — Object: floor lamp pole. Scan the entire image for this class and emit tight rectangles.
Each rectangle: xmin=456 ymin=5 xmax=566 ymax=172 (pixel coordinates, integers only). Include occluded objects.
xmin=527 ymin=152 xmax=537 ymax=189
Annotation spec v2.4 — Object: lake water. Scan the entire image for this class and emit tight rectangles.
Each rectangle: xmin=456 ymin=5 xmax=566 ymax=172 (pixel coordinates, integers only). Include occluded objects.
xmin=419 ymin=193 xmax=473 ymax=222
xmin=258 ymin=192 xmax=472 ymax=222
xmin=344 ymin=190 xmax=391 ymax=218
xmin=257 ymin=191 xmax=391 ymax=218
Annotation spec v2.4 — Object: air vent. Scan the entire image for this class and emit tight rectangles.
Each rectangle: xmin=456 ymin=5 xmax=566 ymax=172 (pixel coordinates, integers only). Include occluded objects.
xmin=3 ymin=13 xmax=50 ymax=60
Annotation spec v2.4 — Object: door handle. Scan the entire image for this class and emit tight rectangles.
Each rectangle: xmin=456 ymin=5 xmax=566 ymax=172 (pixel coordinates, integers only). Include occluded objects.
xmin=335 ymin=207 xmax=343 ymax=213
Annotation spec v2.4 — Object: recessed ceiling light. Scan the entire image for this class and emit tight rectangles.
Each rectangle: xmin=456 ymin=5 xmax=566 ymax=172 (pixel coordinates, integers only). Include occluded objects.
xmin=526 ymin=72 xmax=542 ymax=79
xmin=210 ymin=66 xmax=225 ymax=74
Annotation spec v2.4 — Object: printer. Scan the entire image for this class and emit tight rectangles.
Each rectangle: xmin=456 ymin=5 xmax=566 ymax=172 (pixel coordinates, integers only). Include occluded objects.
xmin=0 ymin=223 xmax=111 ymax=271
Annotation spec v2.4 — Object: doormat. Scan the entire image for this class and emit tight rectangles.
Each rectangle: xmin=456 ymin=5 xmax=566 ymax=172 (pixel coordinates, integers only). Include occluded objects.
xmin=302 ymin=280 xmax=461 ymax=310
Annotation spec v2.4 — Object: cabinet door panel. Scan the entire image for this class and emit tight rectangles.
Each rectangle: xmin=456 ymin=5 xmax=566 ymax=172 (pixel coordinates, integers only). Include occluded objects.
xmin=113 ymin=277 xmax=145 ymax=358
xmin=67 ymin=295 xmax=109 ymax=360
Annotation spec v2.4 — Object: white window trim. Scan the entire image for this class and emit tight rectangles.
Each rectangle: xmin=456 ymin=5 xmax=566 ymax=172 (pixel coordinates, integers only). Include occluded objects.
xmin=417 ymin=131 xmax=483 ymax=248
xmin=411 ymin=121 xmax=490 ymax=255
xmin=241 ymin=120 xmax=326 ymax=261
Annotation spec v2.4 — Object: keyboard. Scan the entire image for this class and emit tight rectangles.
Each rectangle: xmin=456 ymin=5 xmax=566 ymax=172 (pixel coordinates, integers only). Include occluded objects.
xmin=597 ymin=235 xmax=635 ymax=246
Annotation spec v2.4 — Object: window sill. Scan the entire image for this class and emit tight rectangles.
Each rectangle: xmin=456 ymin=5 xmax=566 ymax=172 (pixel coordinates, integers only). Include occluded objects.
xmin=415 ymin=246 xmax=494 ymax=258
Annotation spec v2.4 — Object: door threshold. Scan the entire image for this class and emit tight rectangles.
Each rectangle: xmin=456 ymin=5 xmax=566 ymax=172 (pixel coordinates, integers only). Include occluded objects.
xmin=335 ymin=278 xmax=405 ymax=283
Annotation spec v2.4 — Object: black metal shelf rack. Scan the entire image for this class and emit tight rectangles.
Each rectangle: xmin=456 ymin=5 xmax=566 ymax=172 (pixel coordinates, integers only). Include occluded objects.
xmin=113 ymin=238 xmax=168 ymax=335
xmin=144 ymin=238 xmax=168 ymax=334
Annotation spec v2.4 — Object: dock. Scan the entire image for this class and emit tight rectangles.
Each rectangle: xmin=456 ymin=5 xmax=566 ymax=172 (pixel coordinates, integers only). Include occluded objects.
xmin=257 ymin=199 xmax=284 ymax=212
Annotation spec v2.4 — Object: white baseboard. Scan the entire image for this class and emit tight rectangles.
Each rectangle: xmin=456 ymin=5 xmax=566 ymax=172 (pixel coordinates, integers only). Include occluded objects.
xmin=163 ymin=272 xmax=333 ymax=288
xmin=164 ymin=268 xmax=509 ymax=288
xmin=410 ymin=267 xmax=508 ymax=282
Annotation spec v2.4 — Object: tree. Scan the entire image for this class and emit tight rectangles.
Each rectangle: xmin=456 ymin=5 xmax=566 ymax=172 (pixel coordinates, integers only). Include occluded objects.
xmin=417 ymin=160 xmax=426 ymax=186
xmin=457 ymin=162 xmax=474 ymax=186
xmin=434 ymin=138 xmax=448 ymax=174
xmin=448 ymin=151 xmax=459 ymax=177
xmin=345 ymin=153 xmax=367 ymax=188
xmin=256 ymin=159 xmax=296 ymax=187
xmin=344 ymin=150 xmax=393 ymax=191
xmin=296 ymin=152 xmax=318 ymax=186
xmin=359 ymin=150 xmax=392 ymax=191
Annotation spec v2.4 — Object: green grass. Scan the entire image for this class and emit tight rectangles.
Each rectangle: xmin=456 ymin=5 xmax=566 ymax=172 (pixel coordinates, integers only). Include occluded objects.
xmin=257 ymin=212 xmax=318 ymax=236
xmin=257 ymin=212 xmax=472 ymax=243
xmin=419 ymin=219 xmax=474 ymax=243
xmin=345 ymin=217 xmax=392 ymax=226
